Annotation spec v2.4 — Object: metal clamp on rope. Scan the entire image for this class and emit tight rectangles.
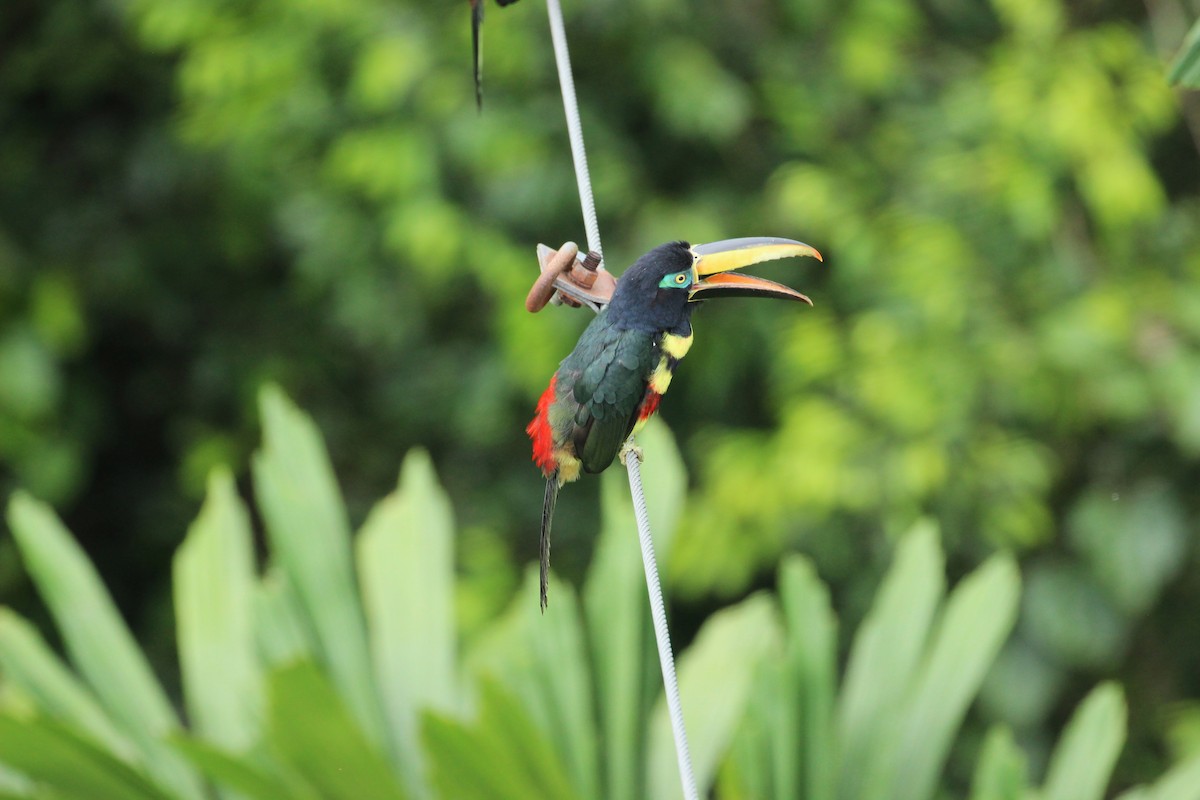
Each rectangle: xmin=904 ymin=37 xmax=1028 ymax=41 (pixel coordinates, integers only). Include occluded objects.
xmin=524 ymin=241 xmax=616 ymax=314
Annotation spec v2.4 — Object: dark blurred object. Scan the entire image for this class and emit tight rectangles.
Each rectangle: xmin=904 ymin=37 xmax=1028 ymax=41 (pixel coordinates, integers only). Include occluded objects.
xmin=470 ymin=0 xmax=522 ymax=110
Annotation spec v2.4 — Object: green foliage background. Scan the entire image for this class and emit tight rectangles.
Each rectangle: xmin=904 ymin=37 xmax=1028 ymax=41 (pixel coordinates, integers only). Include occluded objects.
xmin=1 ymin=0 xmax=1200 ymax=792
xmin=1 ymin=391 xmax=1196 ymax=799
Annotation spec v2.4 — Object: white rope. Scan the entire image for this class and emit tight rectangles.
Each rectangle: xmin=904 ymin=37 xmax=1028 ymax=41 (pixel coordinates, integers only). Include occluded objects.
xmin=541 ymin=3 xmax=696 ymax=796
xmin=624 ymin=446 xmax=700 ymax=800
xmin=544 ymin=0 xmax=603 ymax=264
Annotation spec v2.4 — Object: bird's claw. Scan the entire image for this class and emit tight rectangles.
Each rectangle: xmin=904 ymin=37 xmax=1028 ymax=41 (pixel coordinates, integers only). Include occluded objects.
xmin=619 ymin=441 xmax=644 ymax=465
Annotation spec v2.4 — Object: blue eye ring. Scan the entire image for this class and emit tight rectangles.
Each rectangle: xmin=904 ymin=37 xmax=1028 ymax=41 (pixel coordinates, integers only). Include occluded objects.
xmin=659 ymin=271 xmax=692 ymax=288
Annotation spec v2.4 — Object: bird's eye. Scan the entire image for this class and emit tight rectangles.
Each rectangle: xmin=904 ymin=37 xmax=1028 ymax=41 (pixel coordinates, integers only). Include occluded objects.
xmin=658 ymin=271 xmax=693 ymax=289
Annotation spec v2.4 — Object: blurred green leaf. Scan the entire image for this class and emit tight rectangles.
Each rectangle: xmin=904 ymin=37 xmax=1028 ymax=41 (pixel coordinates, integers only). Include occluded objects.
xmin=979 ymin=637 xmax=1065 ymax=729
xmin=252 ymin=385 xmax=387 ymax=747
xmin=969 ymin=726 xmax=1028 ymax=800
xmin=348 ymin=32 xmax=428 ymax=113
xmin=0 ymin=328 xmax=58 ymax=421
xmin=357 ymin=448 xmax=458 ymax=789
xmin=5 ymin=492 xmax=204 ymax=800
xmin=724 ymin=556 xmax=840 ymax=800
xmin=1115 ymin=752 xmax=1200 ymax=800
xmin=0 ymin=713 xmax=171 ymax=800
xmin=778 ymin=556 xmax=837 ymax=800
xmin=648 ymin=593 xmax=780 ymax=799
xmin=265 ymin=661 xmax=408 ymax=800
xmin=174 ymin=467 xmax=262 ymax=752
xmin=30 ymin=273 xmax=86 ymax=357
xmin=1164 ymin=702 xmax=1200 ymax=765
xmin=584 ymin=469 xmax=650 ymax=800
xmin=1067 ymin=483 xmax=1187 ymax=615
xmin=1023 ymin=562 xmax=1126 ymax=668
xmin=1041 ymin=682 xmax=1126 ymax=800
xmin=837 ymin=521 xmax=944 ymax=800
xmin=522 ymin=576 xmax=601 ymax=800
xmin=466 ymin=569 xmax=599 ymax=800
xmin=0 ymin=609 xmax=135 ymax=762
xmin=171 ymin=737 xmax=320 ymax=800
xmin=422 ymin=679 xmax=580 ymax=800
xmin=253 ymin=568 xmax=313 ymax=666
xmin=723 ymin=527 xmax=1023 ymax=800
xmin=644 ymin=39 xmax=751 ymax=142
xmin=885 ymin=554 xmax=1020 ymax=800
xmin=1168 ymin=18 xmax=1200 ymax=87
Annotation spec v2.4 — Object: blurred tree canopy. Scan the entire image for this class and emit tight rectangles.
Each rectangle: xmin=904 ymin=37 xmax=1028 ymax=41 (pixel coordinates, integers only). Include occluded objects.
xmin=2 ymin=0 xmax=1199 ymax=789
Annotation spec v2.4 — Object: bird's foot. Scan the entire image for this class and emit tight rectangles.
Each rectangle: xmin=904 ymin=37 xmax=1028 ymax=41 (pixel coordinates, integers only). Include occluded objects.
xmin=619 ymin=441 xmax=644 ymax=466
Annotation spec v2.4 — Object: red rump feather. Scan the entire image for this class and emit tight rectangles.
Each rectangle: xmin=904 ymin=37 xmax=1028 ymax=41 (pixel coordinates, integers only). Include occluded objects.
xmin=638 ymin=389 xmax=662 ymax=421
xmin=527 ymin=374 xmax=558 ymax=476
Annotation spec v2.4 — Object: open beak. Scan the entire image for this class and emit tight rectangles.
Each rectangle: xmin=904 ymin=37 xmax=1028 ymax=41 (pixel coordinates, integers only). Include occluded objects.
xmin=688 ymin=237 xmax=822 ymax=304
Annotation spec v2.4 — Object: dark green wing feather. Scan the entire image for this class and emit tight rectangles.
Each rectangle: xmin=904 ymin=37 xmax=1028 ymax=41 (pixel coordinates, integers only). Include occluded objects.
xmin=555 ymin=312 xmax=658 ymax=474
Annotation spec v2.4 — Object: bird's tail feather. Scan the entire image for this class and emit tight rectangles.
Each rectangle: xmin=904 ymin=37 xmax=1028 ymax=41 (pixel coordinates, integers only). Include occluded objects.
xmin=471 ymin=0 xmax=484 ymax=110
xmin=540 ymin=475 xmax=559 ymax=612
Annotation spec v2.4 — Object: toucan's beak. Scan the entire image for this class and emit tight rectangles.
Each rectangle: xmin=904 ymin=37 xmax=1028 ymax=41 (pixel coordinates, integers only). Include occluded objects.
xmin=688 ymin=237 xmax=821 ymax=304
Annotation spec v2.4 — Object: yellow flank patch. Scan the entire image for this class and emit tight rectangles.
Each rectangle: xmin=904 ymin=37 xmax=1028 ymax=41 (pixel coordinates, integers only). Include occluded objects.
xmin=647 ymin=332 xmax=693 ymax=394
xmin=649 ymin=358 xmax=673 ymax=394
xmin=662 ymin=332 xmax=694 ymax=359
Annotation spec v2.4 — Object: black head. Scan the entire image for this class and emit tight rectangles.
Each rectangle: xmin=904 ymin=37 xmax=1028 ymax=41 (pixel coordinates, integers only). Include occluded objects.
xmin=605 ymin=241 xmax=697 ymax=335
xmin=603 ymin=237 xmax=821 ymax=334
